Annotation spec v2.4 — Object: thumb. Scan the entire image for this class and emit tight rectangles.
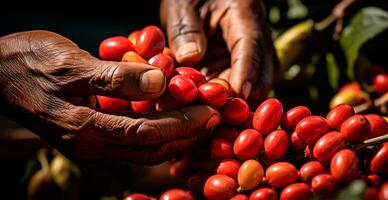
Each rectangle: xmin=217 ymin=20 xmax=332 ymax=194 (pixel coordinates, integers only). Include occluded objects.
xmin=161 ymin=0 xmax=207 ymax=66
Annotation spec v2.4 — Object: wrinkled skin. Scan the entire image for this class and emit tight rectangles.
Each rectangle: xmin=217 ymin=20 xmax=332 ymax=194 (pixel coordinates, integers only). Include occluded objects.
xmin=160 ymin=0 xmax=276 ymax=101
xmin=0 ymin=31 xmax=220 ymax=164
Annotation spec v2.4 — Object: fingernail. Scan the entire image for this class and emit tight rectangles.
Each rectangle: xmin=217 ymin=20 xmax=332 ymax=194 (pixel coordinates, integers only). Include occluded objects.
xmin=205 ymin=114 xmax=221 ymax=129
xmin=176 ymin=42 xmax=200 ymax=60
xmin=140 ymin=69 xmax=166 ymax=93
xmin=242 ymin=82 xmax=252 ymax=99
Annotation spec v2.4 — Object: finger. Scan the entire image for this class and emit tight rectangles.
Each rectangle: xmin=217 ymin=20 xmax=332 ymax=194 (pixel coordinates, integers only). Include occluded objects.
xmin=161 ymin=0 xmax=207 ymax=65
xmin=217 ymin=0 xmax=270 ymax=99
xmin=63 ymin=60 xmax=167 ymax=100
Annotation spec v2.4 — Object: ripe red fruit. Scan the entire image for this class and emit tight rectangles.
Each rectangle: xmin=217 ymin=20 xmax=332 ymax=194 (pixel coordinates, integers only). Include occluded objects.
xmin=213 ymin=126 xmax=239 ymax=143
xmin=367 ymin=174 xmax=381 ymax=187
xmin=220 ymin=97 xmax=250 ymax=125
xmin=233 ymin=129 xmax=263 ymax=161
xmin=282 ymin=106 xmax=311 ymax=131
xmin=173 ymin=67 xmax=207 ymax=87
xmin=237 ymin=159 xmax=264 ymax=191
xmin=330 ymin=149 xmax=359 ymax=182
xmin=370 ymin=142 xmax=388 ymax=175
xmin=340 ymin=114 xmax=371 ymax=144
xmin=266 ymin=162 xmax=299 ymax=188
xmin=121 ymin=51 xmax=148 ymax=63
xmin=128 ymin=30 xmax=141 ymax=45
xmin=130 ymin=100 xmax=155 ymax=113
xmin=162 ymin=47 xmax=174 ymax=59
xmin=123 ymin=193 xmax=151 ymax=200
xmin=99 ymin=36 xmax=134 ymax=61
xmin=198 ymin=82 xmax=229 ymax=108
xmin=311 ymin=174 xmax=338 ymax=194
xmin=240 ymin=111 xmax=254 ymax=130
xmin=364 ymin=187 xmax=379 ymax=200
xmin=280 ymin=183 xmax=311 ymax=200
xmin=230 ymin=194 xmax=248 ymax=200
xmin=299 ymin=161 xmax=327 ymax=183
xmin=249 ymin=187 xmax=278 ymax=200
xmin=148 ymin=53 xmax=174 ymax=78
xmin=264 ymin=130 xmax=289 ymax=160
xmin=160 ymin=189 xmax=194 ymax=200
xmin=97 ymin=96 xmax=131 ymax=111
xmin=216 ymin=159 xmax=241 ymax=181
xmin=313 ymin=131 xmax=346 ymax=162
xmin=373 ymin=73 xmax=388 ymax=95
xmin=365 ymin=114 xmax=388 ymax=138
xmin=295 ymin=116 xmax=329 ymax=144
xmin=208 ymin=78 xmax=231 ymax=94
xmin=156 ymin=92 xmax=180 ymax=111
xmin=168 ymin=75 xmax=198 ymax=102
xmin=204 ymin=174 xmax=237 ymax=200
xmin=135 ymin=25 xmax=165 ymax=59
xmin=379 ymin=182 xmax=388 ymax=200
xmin=290 ymin=131 xmax=307 ymax=151
xmin=188 ymin=173 xmax=210 ymax=198
xmin=326 ymin=104 xmax=355 ymax=131
xmin=304 ymin=145 xmax=314 ymax=160
xmin=253 ymin=98 xmax=284 ymax=135
xmin=210 ymin=138 xmax=234 ymax=160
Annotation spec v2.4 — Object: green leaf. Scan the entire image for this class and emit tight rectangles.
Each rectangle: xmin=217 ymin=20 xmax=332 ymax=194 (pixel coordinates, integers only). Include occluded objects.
xmin=340 ymin=7 xmax=388 ymax=80
xmin=326 ymin=53 xmax=340 ymax=90
xmin=287 ymin=0 xmax=308 ymax=19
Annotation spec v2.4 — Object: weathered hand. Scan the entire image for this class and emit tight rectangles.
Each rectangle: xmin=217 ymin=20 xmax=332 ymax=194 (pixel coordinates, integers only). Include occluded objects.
xmin=0 ymin=31 xmax=220 ymax=164
xmin=161 ymin=0 xmax=276 ymax=101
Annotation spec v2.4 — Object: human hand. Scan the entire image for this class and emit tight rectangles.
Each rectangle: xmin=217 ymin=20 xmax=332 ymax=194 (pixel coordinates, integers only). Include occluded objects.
xmin=0 ymin=31 xmax=220 ymax=164
xmin=160 ymin=0 xmax=277 ymax=101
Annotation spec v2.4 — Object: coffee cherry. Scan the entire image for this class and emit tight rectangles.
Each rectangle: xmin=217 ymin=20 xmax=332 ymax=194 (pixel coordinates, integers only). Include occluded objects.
xmin=208 ymin=78 xmax=231 ymax=94
xmin=311 ymin=174 xmax=338 ymax=194
xmin=283 ymin=106 xmax=311 ymax=131
xmin=240 ymin=111 xmax=254 ymax=130
xmin=253 ymin=98 xmax=284 ymax=135
xmin=198 ymin=82 xmax=229 ymax=108
xmin=128 ymin=30 xmax=141 ymax=45
xmin=130 ymin=100 xmax=156 ymax=113
xmin=188 ymin=173 xmax=210 ymax=198
xmin=340 ymin=115 xmax=371 ymax=144
xmin=148 ymin=53 xmax=174 ymax=78
xmin=168 ymin=75 xmax=198 ymax=102
xmin=379 ymin=182 xmax=388 ymax=200
xmin=237 ymin=159 xmax=264 ymax=191
xmin=370 ymin=142 xmax=388 ymax=175
xmin=99 ymin=36 xmax=134 ymax=61
xmin=249 ymin=187 xmax=278 ymax=200
xmin=264 ymin=130 xmax=289 ymax=160
xmin=156 ymin=92 xmax=181 ymax=111
xmin=97 ymin=96 xmax=131 ymax=111
xmin=373 ymin=73 xmax=388 ymax=95
xmin=326 ymin=104 xmax=355 ymax=131
xmin=204 ymin=174 xmax=237 ymax=200
xmin=220 ymin=97 xmax=250 ymax=125
xmin=160 ymin=188 xmax=194 ymax=200
xmin=213 ymin=126 xmax=239 ymax=143
xmin=210 ymin=138 xmax=234 ymax=160
xmin=233 ymin=129 xmax=263 ymax=161
xmin=330 ymin=149 xmax=359 ymax=182
xmin=364 ymin=187 xmax=379 ymax=200
xmin=299 ymin=161 xmax=327 ymax=183
xmin=162 ymin=47 xmax=174 ymax=59
xmin=121 ymin=51 xmax=147 ymax=63
xmin=290 ymin=131 xmax=307 ymax=151
xmin=135 ymin=25 xmax=165 ymax=59
xmin=280 ymin=183 xmax=312 ymax=200
xmin=296 ymin=116 xmax=329 ymax=144
xmin=123 ymin=193 xmax=152 ymax=200
xmin=173 ymin=67 xmax=207 ymax=87
xmin=266 ymin=162 xmax=299 ymax=188
xmin=230 ymin=194 xmax=248 ymax=200
xmin=216 ymin=159 xmax=241 ymax=181
xmin=365 ymin=114 xmax=388 ymax=138
xmin=313 ymin=131 xmax=346 ymax=162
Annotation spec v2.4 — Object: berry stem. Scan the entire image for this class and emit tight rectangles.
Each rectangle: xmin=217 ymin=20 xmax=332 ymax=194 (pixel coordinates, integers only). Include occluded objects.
xmin=356 ymin=134 xmax=388 ymax=150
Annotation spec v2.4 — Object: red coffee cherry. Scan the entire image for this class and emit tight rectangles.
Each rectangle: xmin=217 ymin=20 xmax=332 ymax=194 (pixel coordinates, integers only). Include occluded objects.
xmin=326 ymin=104 xmax=355 ymax=131
xmin=330 ymin=149 xmax=359 ymax=182
xmin=97 ymin=96 xmax=131 ymax=111
xmin=210 ymin=138 xmax=234 ymax=160
xmin=230 ymin=194 xmax=248 ymax=200
xmin=128 ymin=29 xmax=141 ymax=45
xmin=160 ymin=188 xmax=194 ymax=200
xmin=299 ymin=161 xmax=327 ymax=183
xmin=220 ymin=97 xmax=250 ymax=125
xmin=168 ymin=75 xmax=198 ymax=102
xmin=99 ymin=36 xmax=134 ymax=61
xmin=373 ymin=73 xmax=388 ymax=95
xmin=233 ymin=129 xmax=263 ymax=161
xmin=198 ymin=82 xmax=229 ymax=108
xmin=290 ymin=131 xmax=307 ymax=151
xmin=370 ymin=142 xmax=388 ymax=175
xmin=266 ymin=162 xmax=299 ymax=189
xmin=313 ymin=131 xmax=346 ymax=162
xmin=209 ymin=78 xmax=231 ymax=95
xmin=249 ymin=187 xmax=278 ymax=200
xmin=123 ymin=193 xmax=151 ymax=200
xmin=340 ymin=114 xmax=371 ymax=144
xmin=122 ymin=51 xmax=147 ymax=63
xmin=135 ymin=25 xmax=165 ymax=59
xmin=173 ymin=67 xmax=207 ymax=87
xmin=240 ymin=111 xmax=254 ymax=130
xmin=365 ymin=114 xmax=388 ymax=138
xmin=213 ymin=126 xmax=239 ymax=143
xmin=148 ymin=53 xmax=174 ymax=79
xmin=204 ymin=174 xmax=237 ymax=200
xmin=379 ymin=182 xmax=388 ymax=200
xmin=311 ymin=174 xmax=338 ymax=194
xmin=282 ymin=106 xmax=311 ymax=131
xmin=296 ymin=116 xmax=329 ymax=144
xmin=130 ymin=100 xmax=156 ymax=113
xmin=253 ymin=98 xmax=284 ymax=135
xmin=264 ymin=130 xmax=289 ymax=160
xmin=364 ymin=187 xmax=379 ymax=200
xmin=280 ymin=183 xmax=312 ymax=200
xmin=237 ymin=159 xmax=264 ymax=191
xmin=216 ymin=159 xmax=241 ymax=181
xmin=188 ymin=173 xmax=210 ymax=198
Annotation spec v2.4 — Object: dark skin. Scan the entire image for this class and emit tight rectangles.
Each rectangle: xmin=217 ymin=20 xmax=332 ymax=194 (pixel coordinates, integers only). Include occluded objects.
xmin=0 ymin=0 xmax=275 ymax=164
